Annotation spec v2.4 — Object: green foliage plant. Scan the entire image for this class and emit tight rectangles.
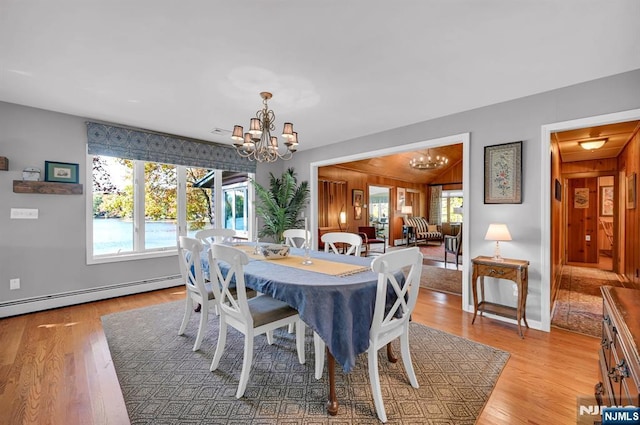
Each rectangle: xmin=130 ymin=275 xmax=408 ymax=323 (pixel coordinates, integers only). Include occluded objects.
xmin=252 ymin=168 xmax=310 ymax=243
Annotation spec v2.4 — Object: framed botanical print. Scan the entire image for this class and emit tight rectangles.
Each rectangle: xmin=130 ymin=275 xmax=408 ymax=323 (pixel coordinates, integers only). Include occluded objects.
xmin=484 ymin=141 xmax=522 ymax=204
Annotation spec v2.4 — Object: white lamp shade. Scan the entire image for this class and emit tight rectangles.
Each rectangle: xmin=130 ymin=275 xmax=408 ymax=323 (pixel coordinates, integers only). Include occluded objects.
xmin=484 ymin=223 xmax=512 ymax=241
xmin=339 ymin=211 xmax=347 ymax=224
xmin=401 ymin=205 xmax=413 ymax=214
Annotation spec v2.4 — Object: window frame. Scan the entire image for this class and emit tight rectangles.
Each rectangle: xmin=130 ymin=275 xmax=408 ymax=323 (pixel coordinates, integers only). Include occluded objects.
xmin=86 ymin=155 xmax=254 ymax=264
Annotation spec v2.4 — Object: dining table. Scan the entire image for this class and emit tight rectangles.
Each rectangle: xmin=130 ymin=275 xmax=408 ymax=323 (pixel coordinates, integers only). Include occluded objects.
xmin=202 ymin=242 xmax=403 ymax=415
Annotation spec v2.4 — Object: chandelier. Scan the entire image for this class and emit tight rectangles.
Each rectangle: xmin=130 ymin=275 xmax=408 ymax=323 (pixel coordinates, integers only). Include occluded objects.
xmin=408 ymin=150 xmax=449 ymax=170
xmin=231 ymin=92 xmax=298 ymax=162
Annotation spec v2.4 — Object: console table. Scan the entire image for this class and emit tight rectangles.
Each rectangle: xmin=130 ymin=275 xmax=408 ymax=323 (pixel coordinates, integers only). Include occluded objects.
xmin=471 ymin=256 xmax=530 ymax=338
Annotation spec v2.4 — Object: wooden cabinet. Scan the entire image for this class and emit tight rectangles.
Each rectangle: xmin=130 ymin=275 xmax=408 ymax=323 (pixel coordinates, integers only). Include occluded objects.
xmin=596 ymin=286 xmax=640 ymax=407
xmin=0 ymin=156 xmax=8 ymax=171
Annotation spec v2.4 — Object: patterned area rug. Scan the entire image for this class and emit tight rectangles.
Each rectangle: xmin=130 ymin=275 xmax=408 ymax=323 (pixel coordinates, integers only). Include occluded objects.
xmin=421 ymin=265 xmax=462 ymax=295
xmin=551 ymin=266 xmax=625 ymax=338
xmin=103 ymin=301 xmax=509 ymax=424
xmin=419 ymin=244 xmax=446 ymax=262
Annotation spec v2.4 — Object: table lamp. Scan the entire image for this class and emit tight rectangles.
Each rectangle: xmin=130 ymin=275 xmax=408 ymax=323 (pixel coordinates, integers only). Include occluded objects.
xmin=484 ymin=223 xmax=512 ymax=262
xmin=401 ymin=205 xmax=413 ymax=217
xmin=338 ymin=210 xmax=347 ymax=231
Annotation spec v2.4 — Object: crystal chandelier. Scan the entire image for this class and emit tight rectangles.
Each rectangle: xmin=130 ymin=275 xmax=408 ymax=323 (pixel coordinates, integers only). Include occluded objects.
xmin=231 ymin=92 xmax=299 ymax=162
xmin=408 ymin=150 xmax=448 ymax=169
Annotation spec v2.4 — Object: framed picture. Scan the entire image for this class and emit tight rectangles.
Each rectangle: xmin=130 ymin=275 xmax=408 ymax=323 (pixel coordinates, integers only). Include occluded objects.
xmin=396 ymin=187 xmax=406 ymax=209
xmin=600 ymin=186 xmax=614 ymax=216
xmin=352 ymin=189 xmax=363 ymax=207
xmin=484 ymin=141 xmax=522 ymax=204
xmin=627 ymin=173 xmax=636 ymax=210
xmin=554 ymin=179 xmax=562 ymax=202
xmin=44 ymin=161 xmax=79 ymax=183
xmin=574 ymin=188 xmax=589 ymax=208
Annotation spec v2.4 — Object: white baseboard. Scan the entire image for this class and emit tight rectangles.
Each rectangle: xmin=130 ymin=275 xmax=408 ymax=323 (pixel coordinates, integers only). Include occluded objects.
xmin=0 ymin=275 xmax=182 ymax=318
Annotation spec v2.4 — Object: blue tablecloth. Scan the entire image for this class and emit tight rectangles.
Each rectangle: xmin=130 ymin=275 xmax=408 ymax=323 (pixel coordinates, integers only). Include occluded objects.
xmin=202 ymin=246 xmax=403 ymax=373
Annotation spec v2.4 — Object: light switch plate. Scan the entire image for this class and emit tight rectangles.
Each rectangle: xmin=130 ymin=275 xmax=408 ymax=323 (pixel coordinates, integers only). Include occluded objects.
xmin=10 ymin=208 xmax=39 ymax=219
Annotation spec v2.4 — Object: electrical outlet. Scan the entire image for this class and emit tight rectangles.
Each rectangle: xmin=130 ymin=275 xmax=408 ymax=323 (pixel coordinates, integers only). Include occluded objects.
xmin=10 ymin=278 xmax=20 ymax=290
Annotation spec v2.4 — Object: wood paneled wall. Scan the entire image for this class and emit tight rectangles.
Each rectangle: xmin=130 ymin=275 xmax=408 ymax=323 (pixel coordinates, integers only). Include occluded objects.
xmin=618 ymin=130 xmax=640 ymax=287
xmin=550 ymin=140 xmax=564 ymax=303
xmin=566 ymin=178 xmax=599 ymax=263
xmin=318 ymin=166 xmax=426 ymax=244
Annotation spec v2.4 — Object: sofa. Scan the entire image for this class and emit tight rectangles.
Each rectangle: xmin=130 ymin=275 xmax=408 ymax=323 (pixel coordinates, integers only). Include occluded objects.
xmin=403 ymin=217 xmax=443 ymax=245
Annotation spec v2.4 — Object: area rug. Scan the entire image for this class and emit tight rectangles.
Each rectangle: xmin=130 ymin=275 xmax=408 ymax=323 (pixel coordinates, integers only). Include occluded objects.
xmin=103 ymin=301 xmax=509 ymax=424
xmin=419 ymin=243 xmax=445 ymax=262
xmin=421 ymin=265 xmax=462 ymax=295
xmin=551 ymin=266 xmax=625 ymax=338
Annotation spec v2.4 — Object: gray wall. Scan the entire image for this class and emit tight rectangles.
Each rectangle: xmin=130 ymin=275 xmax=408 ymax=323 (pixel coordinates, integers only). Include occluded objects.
xmin=1 ymin=69 xmax=639 ymax=320
xmin=287 ymin=69 xmax=640 ymax=325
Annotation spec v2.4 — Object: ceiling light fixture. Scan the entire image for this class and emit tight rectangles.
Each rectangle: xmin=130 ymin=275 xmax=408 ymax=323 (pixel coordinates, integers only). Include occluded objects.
xmin=231 ymin=92 xmax=299 ymax=162
xmin=408 ymin=150 xmax=448 ymax=170
xmin=579 ymin=139 xmax=606 ymax=151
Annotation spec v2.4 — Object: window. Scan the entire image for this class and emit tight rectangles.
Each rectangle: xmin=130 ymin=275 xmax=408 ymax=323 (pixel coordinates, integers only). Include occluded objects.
xmin=441 ymin=190 xmax=463 ymax=223
xmin=90 ymin=155 xmax=239 ymax=263
xmin=223 ymin=183 xmax=249 ymax=238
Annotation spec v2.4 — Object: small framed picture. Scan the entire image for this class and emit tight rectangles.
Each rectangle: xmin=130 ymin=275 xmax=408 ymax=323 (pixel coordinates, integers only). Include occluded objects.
xmin=627 ymin=173 xmax=636 ymax=210
xmin=484 ymin=141 xmax=522 ymax=204
xmin=45 ymin=161 xmax=79 ymax=183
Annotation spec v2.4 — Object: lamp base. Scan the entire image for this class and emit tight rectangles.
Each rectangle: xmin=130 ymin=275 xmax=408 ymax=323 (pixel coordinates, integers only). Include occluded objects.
xmin=491 ymin=255 xmax=505 ymax=262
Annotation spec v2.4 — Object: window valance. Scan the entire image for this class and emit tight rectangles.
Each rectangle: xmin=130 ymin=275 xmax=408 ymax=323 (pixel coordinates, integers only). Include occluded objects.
xmin=86 ymin=121 xmax=256 ymax=173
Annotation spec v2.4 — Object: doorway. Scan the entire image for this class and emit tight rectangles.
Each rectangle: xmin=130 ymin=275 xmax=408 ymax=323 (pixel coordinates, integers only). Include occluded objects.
xmin=368 ymin=185 xmax=390 ymax=240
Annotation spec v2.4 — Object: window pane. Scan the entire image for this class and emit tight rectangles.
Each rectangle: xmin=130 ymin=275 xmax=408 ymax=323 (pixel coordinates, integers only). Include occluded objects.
xmin=186 ymin=167 xmax=214 ymax=237
xmin=92 ymin=156 xmax=135 ymax=255
xmin=144 ymin=162 xmax=177 ymax=250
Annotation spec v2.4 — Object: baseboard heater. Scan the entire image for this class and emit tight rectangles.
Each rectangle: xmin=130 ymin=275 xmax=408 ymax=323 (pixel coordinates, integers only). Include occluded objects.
xmin=0 ymin=275 xmax=182 ymax=318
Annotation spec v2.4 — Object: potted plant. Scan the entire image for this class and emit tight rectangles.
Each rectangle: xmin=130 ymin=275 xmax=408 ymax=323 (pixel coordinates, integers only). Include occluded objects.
xmin=252 ymin=168 xmax=310 ymax=243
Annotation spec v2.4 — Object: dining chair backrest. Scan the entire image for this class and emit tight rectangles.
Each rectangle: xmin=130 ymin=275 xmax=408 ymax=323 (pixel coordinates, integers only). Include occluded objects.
xmin=321 ymin=231 xmax=363 ymax=256
xmin=195 ymin=228 xmax=236 ymax=245
xmin=210 ymin=244 xmax=252 ymax=325
xmin=177 ymin=236 xmax=208 ymax=303
xmin=370 ymin=247 xmax=423 ymax=340
xmin=283 ymin=228 xmax=311 ymax=248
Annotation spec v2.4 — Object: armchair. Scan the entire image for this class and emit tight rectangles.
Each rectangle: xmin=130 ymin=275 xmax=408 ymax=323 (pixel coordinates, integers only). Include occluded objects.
xmin=444 ymin=225 xmax=462 ymax=269
xmin=358 ymin=226 xmax=386 ymax=256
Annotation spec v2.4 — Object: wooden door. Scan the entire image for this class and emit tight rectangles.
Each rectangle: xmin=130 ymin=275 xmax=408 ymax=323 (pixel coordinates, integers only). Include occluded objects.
xmin=567 ymin=178 xmax=598 ymax=263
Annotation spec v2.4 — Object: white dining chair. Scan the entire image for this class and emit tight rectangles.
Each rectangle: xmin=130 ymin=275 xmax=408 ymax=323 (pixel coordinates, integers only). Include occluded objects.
xmin=313 ymin=247 xmax=423 ymax=422
xmin=195 ymin=228 xmax=237 ymax=245
xmin=209 ymin=243 xmax=306 ymax=399
xmin=177 ymin=236 xmax=216 ymax=351
xmin=321 ymin=231 xmax=363 ymax=256
xmin=283 ymin=228 xmax=311 ymax=248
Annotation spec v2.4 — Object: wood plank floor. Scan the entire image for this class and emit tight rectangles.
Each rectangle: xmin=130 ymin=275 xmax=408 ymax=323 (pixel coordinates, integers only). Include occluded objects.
xmin=0 ymin=286 xmax=600 ymax=424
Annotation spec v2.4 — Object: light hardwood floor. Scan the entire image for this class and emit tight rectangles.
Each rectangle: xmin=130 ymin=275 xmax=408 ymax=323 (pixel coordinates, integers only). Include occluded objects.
xmin=0 ymin=286 xmax=600 ymax=424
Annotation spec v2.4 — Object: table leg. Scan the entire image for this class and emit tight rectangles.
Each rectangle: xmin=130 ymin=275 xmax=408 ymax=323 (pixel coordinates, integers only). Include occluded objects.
xmin=386 ymin=342 xmax=398 ymax=363
xmin=326 ymin=348 xmax=338 ymax=416
xmin=471 ymin=273 xmax=479 ymax=324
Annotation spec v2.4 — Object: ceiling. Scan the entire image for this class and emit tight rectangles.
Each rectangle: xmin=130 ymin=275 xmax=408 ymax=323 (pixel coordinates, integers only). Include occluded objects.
xmin=554 ymin=121 xmax=640 ymax=162
xmin=1 ymin=2 xmax=639 ymax=153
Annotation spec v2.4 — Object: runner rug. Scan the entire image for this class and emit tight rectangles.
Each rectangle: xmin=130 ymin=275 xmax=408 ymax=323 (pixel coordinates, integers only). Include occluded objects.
xmin=102 ymin=301 xmax=508 ymax=424
xmin=421 ymin=265 xmax=463 ymax=295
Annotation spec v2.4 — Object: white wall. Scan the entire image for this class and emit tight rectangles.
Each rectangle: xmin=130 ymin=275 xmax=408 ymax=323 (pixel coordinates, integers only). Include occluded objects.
xmin=1 ymin=69 xmax=639 ymax=320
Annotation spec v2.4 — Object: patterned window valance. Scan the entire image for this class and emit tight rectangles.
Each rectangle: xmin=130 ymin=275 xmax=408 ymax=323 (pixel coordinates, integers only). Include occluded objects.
xmin=86 ymin=121 xmax=256 ymax=173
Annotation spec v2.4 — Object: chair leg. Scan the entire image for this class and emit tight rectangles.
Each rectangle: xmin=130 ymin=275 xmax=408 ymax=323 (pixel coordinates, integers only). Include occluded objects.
xmin=313 ymin=332 xmax=325 ymax=380
xmin=236 ymin=332 xmax=254 ymax=398
xmin=368 ymin=346 xmax=387 ymax=423
xmin=193 ymin=304 xmax=208 ymax=351
xmin=210 ymin=320 xmax=227 ymax=372
xmin=295 ymin=320 xmax=305 ymax=364
xmin=288 ymin=322 xmax=295 ymax=333
xmin=400 ymin=330 xmax=419 ymax=388
xmin=178 ymin=296 xmax=193 ymax=336
xmin=266 ymin=330 xmax=273 ymax=345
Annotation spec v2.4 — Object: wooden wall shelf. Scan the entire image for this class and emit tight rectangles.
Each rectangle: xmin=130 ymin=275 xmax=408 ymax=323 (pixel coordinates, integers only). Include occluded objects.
xmin=13 ymin=180 xmax=83 ymax=195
